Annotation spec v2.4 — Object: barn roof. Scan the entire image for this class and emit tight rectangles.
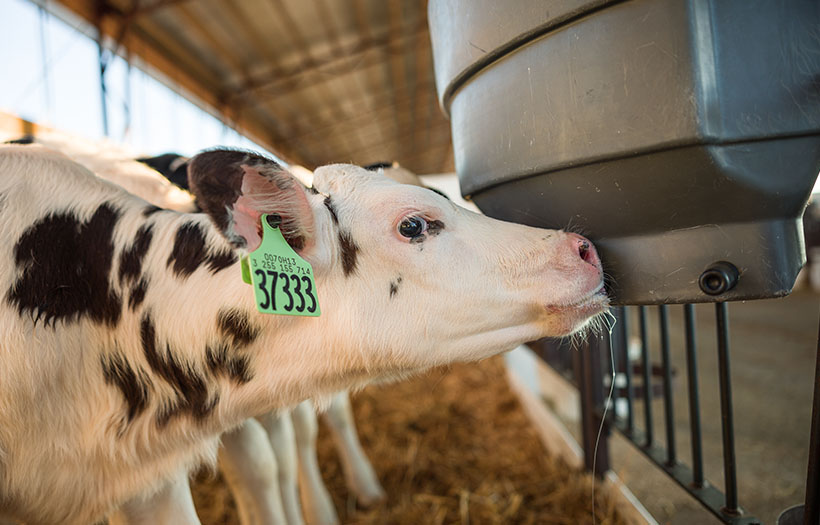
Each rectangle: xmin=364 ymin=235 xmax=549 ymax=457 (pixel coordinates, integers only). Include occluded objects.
xmin=52 ymin=0 xmax=454 ymax=173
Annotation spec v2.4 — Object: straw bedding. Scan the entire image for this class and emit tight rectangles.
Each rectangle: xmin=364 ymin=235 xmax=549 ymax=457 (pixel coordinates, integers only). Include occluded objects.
xmin=192 ymin=356 xmax=629 ymax=524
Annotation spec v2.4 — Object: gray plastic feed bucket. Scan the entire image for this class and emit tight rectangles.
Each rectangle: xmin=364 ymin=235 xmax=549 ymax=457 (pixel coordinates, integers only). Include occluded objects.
xmin=429 ymin=0 xmax=820 ymax=305
xmin=777 ymin=505 xmax=805 ymax=525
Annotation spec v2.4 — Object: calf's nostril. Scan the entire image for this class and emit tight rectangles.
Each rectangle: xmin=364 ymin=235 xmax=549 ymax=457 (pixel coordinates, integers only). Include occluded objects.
xmin=578 ymin=240 xmax=590 ymax=262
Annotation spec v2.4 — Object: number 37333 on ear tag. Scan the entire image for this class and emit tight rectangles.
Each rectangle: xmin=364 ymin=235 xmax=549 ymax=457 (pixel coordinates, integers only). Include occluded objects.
xmin=245 ymin=214 xmax=320 ymax=316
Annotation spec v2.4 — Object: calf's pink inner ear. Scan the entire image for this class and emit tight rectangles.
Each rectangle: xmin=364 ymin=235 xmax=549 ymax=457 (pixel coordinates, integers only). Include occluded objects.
xmin=233 ymin=198 xmax=263 ymax=251
xmin=232 ymin=164 xmax=314 ymax=253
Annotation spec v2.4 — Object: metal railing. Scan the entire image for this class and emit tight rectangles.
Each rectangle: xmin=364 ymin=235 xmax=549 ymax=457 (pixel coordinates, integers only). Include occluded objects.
xmin=532 ymin=303 xmax=820 ymax=524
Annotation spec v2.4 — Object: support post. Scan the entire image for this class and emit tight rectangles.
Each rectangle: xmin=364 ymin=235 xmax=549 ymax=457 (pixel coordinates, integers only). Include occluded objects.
xmin=802 ymin=316 xmax=820 ymax=525
xmin=577 ymin=336 xmax=610 ymax=478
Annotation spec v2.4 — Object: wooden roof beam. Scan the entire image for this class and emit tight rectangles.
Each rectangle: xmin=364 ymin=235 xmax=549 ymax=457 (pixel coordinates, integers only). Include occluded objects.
xmin=276 ymin=79 xmax=441 ymax=142
xmin=286 ymin=112 xmax=452 ymax=155
xmin=313 ymin=122 xmax=452 ymax=159
xmin=385 ymin=0 xmax=407 ymax=159
xmin=262 ymin=0 xmax=360 ymax=160
xmin=133 ymin=0 xmax=193 ymax=16
xmin=169 ymin=2 xmax=247 ymax=79
xmin=310 ymin=0 xmax=369 ymax=156
xmin=231 ymin=22 xmax=429 ymax=101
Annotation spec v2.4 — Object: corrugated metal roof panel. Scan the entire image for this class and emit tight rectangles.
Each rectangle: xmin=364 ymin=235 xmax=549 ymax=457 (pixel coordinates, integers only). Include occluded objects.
xmin=54 ymin=0 xmax=454 ymax=174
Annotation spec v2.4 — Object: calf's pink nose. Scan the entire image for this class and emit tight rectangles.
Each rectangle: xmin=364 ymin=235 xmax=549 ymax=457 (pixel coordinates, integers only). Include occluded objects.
xmin=567 ymin=232 xmax=600 ymax=268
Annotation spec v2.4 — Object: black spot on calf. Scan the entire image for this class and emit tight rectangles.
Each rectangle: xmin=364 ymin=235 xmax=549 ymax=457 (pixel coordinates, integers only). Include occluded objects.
xmin=206 ymin=342 xmax=252 ymax=384
xmin=8 ymin=204 xmax=122 ymax=327
xmin=217 ymin=309 xmax=260 ymax=347
xmin=142 ymin=205 xmax=163 ymax=217
xmin=426 ymin=187 xmax=451 ymax=201
xmin=167 ymin=222 xmax=237 ymax=278
xmin=140 ymin=314 xmax=216 ymax=426
xmin=390 ymin=275 xmax=403 ymax=299
xmin=427 ymin=220 xmax=445 ymax=236
xmin=167 ymin=222 xmax=207 ymax=277
xmin=101 ymin=351 xmax=152 ymax=429
xmin=128 ymin=278 xmax=148 ymax=311
xmin=4 ymin=135 xmax=34 ymax=145
xmin=338 ymin=231 xmax=359 ymax=276
xmin=206 ymin=248 xmax=238 ymax=274
xmin=156 ymin=393 xmax=219 ymax=428
xmin=119 ymin=224 xmax=153 ymax=284
xmin=323 ymin=196 xmax=339 ymax=225
xmin=137 ymin=153 xmax=190 ymax=190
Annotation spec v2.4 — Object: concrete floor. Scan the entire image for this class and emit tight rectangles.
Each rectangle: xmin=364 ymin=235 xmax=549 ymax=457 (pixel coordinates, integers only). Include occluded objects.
xmin=597 ymin=290 xmax=819 ymax=524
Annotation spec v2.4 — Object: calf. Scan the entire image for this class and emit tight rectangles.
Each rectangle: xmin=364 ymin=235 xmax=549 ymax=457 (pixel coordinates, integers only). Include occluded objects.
xmin=10 ymin=135 xmax=380 ymax=524
xmin=4 ymin=131 xmax=197 ymax=212
xmin=137 ymin=153 xmax=190 ymax=191
xmin=0 ymin=145 xmax=607 ymax=524
xmin=136 ymin=154 xmax=437 ymax=524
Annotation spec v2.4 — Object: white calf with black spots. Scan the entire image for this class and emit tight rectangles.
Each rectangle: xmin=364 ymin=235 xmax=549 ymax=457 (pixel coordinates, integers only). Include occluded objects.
xmin=29 ymin=136 xmax=383 ymax=525
xmin=0 ymin=145 xmax=607 ymax=525
xmin=11 ymin=134 xmax=381 ymax=525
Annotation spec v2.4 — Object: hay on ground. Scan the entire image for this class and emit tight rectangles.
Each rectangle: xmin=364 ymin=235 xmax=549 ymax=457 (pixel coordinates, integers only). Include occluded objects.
xmin=192 ymin=356 xmax=629 ymax=524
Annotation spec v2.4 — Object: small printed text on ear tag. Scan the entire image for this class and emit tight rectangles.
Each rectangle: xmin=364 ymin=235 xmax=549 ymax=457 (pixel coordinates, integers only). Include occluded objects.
xmin=246 ymin=214 xmax=320 ymax=316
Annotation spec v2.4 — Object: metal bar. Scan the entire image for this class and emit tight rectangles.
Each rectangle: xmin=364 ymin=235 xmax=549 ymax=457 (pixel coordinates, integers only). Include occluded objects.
xmin=684 ymin=303 xmax=705 ymax=487
xmin=639 ymin=306 xmax=653 ymax=445
xmin=38 ymin=3 xmax=52 ymax=123
xmin=659 ymin=305 xmax=676 ymax=465
xmin=617 ymin=306 xmax=635 ymax=434
xmin=716 ymin=302 xmax=739 ymax=515
xmin=612 ymin=420 xmax=757 ymax=524
xmin=95 ymin=0 xmax=109 ymax=137
xmin=97 ymin=41 xmax=109 ymax=137
xmin=600 ymin=333 xmax=614 ymax=476
xmin=536 ymin=301 xmax=769 ymax=524
xmin=562 ymin=338 xmax=574 ymax=380
xmin=123 ymin=54 xmax=132 ymax=139
xmin=802 ymin=315 xmax=820 ymax=525
xmin=578 ymin=337 xmax=610 ymax=477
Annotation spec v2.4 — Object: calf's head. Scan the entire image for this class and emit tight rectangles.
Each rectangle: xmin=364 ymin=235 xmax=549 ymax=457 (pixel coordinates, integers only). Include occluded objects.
xmin=189 ymin=150 xmax=607 ymax=372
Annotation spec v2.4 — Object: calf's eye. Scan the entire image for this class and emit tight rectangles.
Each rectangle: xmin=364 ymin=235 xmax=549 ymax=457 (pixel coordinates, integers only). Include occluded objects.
xmin=399 ymin=216 xmax=427 ymax=238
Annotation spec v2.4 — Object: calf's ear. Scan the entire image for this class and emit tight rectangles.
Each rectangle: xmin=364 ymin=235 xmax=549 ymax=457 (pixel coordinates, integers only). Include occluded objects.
xmin=188 ymin=149 xmax=314 ymax=252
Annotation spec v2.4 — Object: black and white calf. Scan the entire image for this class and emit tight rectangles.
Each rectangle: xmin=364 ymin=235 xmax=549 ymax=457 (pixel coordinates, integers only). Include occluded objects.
xmin=137 ymin=153 xmax=191 ymax=191
xmin=0 ymin=145 xmax=607 ymax=525
xmin=3 ymin=132 xmax=197 ymax=213
xmin=8 ymin=134 xmax=385 ymax=525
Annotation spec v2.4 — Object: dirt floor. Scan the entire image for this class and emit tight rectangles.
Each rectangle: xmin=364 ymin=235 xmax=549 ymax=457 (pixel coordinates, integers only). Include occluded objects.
xmin=192 ymin=356 xmax=630 ymax=524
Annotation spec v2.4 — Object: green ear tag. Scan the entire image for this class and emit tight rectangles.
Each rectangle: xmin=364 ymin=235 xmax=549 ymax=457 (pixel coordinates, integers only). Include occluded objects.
xmin=247 ymin=214 xmax=321 ymax=316
xmin=240 ymin=256 xmax=252 ymax=284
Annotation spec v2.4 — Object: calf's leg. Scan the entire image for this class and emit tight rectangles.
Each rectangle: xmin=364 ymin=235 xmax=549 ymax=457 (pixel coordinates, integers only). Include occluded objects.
xmin=108 ymin=469 xmax=200 ymax=525
xmin=291 ymin=400 xmax=339 ymax=525
xmin=322 ymin=391 xmax=385 ymax=506
xmin=219 ymin=419 xmax=288 ymax=525
xmin=258 ymin=411 xmax=305 ymax=525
